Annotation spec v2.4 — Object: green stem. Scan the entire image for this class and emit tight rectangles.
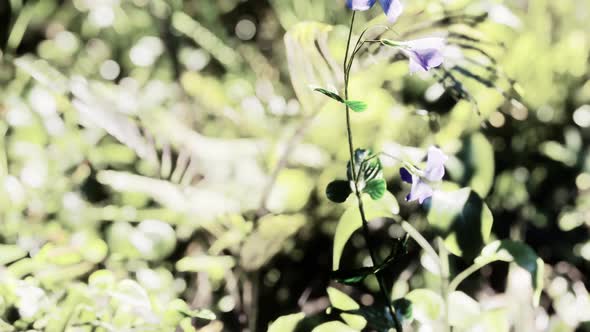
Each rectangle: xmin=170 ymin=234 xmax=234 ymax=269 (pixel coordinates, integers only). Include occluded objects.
xmin=401 ymin=221 xmax=440 ymax=271
xmin=448 ymin=258 xmax=497 ymax=293
xmin=437 ymin=237 xmax=451 ymax=332
xmin=343 ymin=12 xmax=402 ymax=332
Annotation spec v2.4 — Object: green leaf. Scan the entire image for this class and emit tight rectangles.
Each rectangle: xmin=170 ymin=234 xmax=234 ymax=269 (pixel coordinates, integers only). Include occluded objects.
xmin=392 ymin=298 xmax=413 ymax=323
xmin=326 ymin=287 xmax=366 ymax=330
xmin=405 ymin=289 xmax=444 ymax=322
xmin=332 ymin=192 xmax=399 ymax=270
xmin=426 ymin=188 xmax=493 ymax=258
xmin=344 ymin=100 xmax=368 ymax=112
xmin=313 ymin=87 xmax=344 ymax=103
xmin=311 ymin=321 xmax=358 ymax=332
xmin=457 ymin=133 xmax=495 ymax=198
xmin=363 ymin=179 xmax=386 ymax=200
xmin=476 ymin=240 xmax=544 ymax=305
xmin=326 ymin=180 xmax=352 ymax=203
xmin=267 ymin=313 xmax=305 ymax=332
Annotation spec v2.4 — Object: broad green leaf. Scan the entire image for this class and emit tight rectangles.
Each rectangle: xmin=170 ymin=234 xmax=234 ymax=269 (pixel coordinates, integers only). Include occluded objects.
xmin=326 ymin=180 xmax=352 ymax=203
xmin=267 ymin=313 xmax=305 ymax=332
xmin=448 ymin=291 xmax=481 ymax=328
xmin=476 ymin=240 xmax=544 ymax=305
xmin=311 ymin=321 xmax=358 ymax=332
xmin=0 ymin=245 xmax=27 ymax=265
xmin=427 ymin=188 xmax=493 ymax=258
xmin=405 ymin=289 xmax=444 ymax=322
xmin=458 ymin=133 xmax=495 ymax=198
xmin=344 ymin=100 xmax=368 ymax=112
xmin=333 ymin=192 xmax=399 ymax=270
xmin=363 ymin=179 xmax=386 ymax=200
xmin=327 ymin=287 xmax=366 ymax=330
xmin=313 ymin=87 xmax=344 ymax=103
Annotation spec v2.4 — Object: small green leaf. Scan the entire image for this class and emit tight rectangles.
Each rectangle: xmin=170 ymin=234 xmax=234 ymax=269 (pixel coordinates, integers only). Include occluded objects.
xmin=313 ymin=87 xmax=344 ymax=103
xmin=326 ymin=287 xmax=366 ymax=330
xmin=363 ymin=179 xmax=386 ymax=200
xmin=311 ymin=321 xmax=358 ymax=332
xmin=326 ymin=180 xmax=352 ymax=203
xmin=344 ymin=100 xmax=368 ymax=112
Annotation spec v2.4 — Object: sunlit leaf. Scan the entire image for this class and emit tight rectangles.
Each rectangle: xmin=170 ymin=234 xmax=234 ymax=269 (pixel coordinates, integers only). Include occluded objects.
xmin=267 ymin=312 xmax=305 ymax=332
xmin=326 ymin=287 xmax=366 ymax=330
xmin=457 ymin=133 xmax=495 ymax=198
xmin=426 ymin=188 xmax=493 ymax=258
xmin=332 ymin=192 xmax=399 ymax=270
xmin=311 ymin=321 xmax=358 ymax=332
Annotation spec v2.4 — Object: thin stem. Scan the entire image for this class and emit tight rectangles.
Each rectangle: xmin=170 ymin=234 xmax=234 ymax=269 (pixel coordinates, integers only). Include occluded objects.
xmin=437 ymin=237 xmax=451 ymax=332
xmin=448 ymin=258 xmax=497 ymax=293
xmin=343 ymin=12 xmax=402 ymax=332
xmin=401 ymin=221 xmax=440 ymax=271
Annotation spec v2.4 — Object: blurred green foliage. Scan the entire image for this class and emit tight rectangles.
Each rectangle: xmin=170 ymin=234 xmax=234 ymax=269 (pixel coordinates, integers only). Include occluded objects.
xmin=0 ymin=0 xmax=589 ymax=331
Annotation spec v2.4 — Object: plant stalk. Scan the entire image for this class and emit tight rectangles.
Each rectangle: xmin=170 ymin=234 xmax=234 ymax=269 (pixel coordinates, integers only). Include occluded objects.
xmin=343 ymin=12 xmax=402 ymax=332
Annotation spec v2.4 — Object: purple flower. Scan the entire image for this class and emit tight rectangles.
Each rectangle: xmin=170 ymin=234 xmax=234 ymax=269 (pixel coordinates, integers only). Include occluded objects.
xmin=400 ymin=146 xmax=448 ymax=204
xmin=402 ymin=37 xmax=445 ymax=74
xmin=346 ymin=0 xmax=404 ymax=23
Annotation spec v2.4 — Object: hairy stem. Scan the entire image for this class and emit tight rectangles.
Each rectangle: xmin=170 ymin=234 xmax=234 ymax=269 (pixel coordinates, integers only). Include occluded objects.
xmin=343 ymin=12 xmax=402 ymax=332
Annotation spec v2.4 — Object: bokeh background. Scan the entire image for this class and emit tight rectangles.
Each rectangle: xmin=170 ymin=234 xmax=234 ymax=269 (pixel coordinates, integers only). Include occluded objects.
xmin=0 ymin=0 xmax=590 ymax=331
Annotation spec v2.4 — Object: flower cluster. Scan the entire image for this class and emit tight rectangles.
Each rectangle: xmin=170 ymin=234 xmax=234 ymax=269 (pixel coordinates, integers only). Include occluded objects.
xmin=346 ymin=0 xmax=445 ymax=74
xmin=400 ymin=146 xmax=448 ymax=204
xmin=346 ymin=0 xmax=404 ymax=23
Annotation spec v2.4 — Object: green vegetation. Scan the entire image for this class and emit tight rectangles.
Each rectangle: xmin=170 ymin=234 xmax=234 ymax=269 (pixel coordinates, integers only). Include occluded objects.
xmin=0 ymin=0 xmax=589 ymax=331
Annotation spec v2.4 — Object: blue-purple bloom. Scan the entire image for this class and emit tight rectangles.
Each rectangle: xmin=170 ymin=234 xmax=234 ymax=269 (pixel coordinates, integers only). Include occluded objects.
xmin=402 ymin=37 xmax=445 ymax=74
xmin=400 ymin=146 xmax=448 ymax=204
xmin=346 ymin=0 xmax=404 ymax=23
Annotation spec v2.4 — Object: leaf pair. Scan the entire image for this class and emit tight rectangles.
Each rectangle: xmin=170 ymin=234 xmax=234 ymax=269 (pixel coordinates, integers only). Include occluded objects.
xmin=313 ymin=87 xmax=367 ymax=112
xmin=326 ymin=149 xmax=387 ymax=203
